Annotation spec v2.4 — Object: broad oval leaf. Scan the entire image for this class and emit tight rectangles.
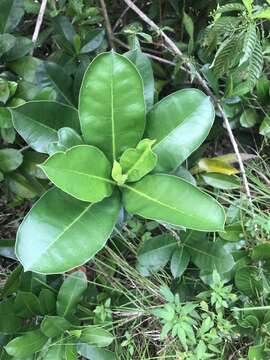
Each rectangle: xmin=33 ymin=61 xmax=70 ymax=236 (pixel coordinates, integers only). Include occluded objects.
xmin=11 ymin=101 xmax=80 ymax=153
xmin=201 ymin=173 xmax=240 ymax=189
xmin=57 ymin=271 xmax=87 ymax=319
xmin=14 ymin=291 xmax=41 ymax=317
xmin=80 ymin=326 xmax=114 ymax=347
xmin=170 ymin=247 xmax=190 ymax=279
xmin=0 ymin=0 xmax=24 ymax=33
xmin=16 ymin=187 xmax=121 ymax=274
xmin=183 ymin=231 xmax=234 ymax=274
xmin=137 ymin=234 xmax=177 ymax=275
xmin=77 ymin=344 xmax=116 ymax=360
xmin=79 ymin=52 xmax=146 ymax=161
xmin=0 ymin=148 xmax=23 ymax=172
xmin=41 ymin=316 xmax=72 ymax=337
xmin=146 ymin=89 xmax=215 ymax=172
xmin=5 ymin=330 xmax=48 ymax=358
xmin=123 ymin=174 xmax=225 ymax=231
xmin=41 ymin=145 xmax=113 ymax=202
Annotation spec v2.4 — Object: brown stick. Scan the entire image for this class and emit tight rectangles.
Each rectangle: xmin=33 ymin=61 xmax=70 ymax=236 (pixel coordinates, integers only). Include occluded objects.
xmin=123 ymin=0 xmax=252 ymax=202
xmin=32 ymin=0 xmax=48 ymax=45
xmin=99 ymin=0 xmax=115 ymax=50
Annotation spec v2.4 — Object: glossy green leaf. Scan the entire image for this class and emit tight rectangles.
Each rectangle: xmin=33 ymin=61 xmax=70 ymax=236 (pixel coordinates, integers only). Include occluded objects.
xmin=16 ymin=188 xmax=121 ymax=274
xmin=123 ymin=174 xmax=225 ymax=231
xmin=0 ymin=79 xmax=10 ymax=104
xmin=0 ymin=149 xmax=23 ymax=173
xmin=170 ymin=247 xmax=190 ymax=279
xmin=5 ymin=330 xmax=48 ymax=358
xmin=41 ymin=316 xmax=72 ymax=337
xmin=77 ymin=344 xmax=116 ymax=360
xmin=22 ymin=151 xmax=48 ymax=179
xmin=201 ymin=173 xmax=240 ymax=189
xmin=41 ymin=145 xmax=113 ymax=202
xmin=11 ymin=101 xmax=80 ymax=153
xmin=0 ymin=0 xmax=24 ymax=33
xmin=183 ymin=231 xmax=234 ymax=273
xmin=57 ymin=128 xmax=83 ymax=148
xmin=1 ymin=265 xmax=22 ymax=298
xmin=57 ymin=271 xmax=87 ymax=319
xmin=80 ymin=29 xmax=105 ymax=54
xmin=124 ymin=48 xmax=154 ymax=110
xmin=3 ymin=36 xmax=33 ymax=62
xmin=111 ymin=161 xmax=127 ymax=185
xmin=36 ymin=62 xmax=75 ymax=106
xmin=80 ymin=326 xmax=114 ymax=347
xmin=79 ymin=52 xmax=145 ymax=161
xmin=14 ymin=291 xmax=41 ymax=317
xmin=137 ymin=235 xmax=177 ymax=274
xmin=8 ymin=56 xmax=42 ymax=82
xmin=146 ymin=89 xmax=215 ymax=172
xmin=119 ymin=139 xmax=157 ymax=182
xmin=248 ymin=344 xmax=266 ymax=360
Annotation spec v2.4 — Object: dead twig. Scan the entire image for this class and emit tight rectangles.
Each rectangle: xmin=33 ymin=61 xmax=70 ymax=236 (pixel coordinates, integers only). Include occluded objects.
xmin=99 ymin=0 xmax=115 ymax=50
xmin=122 ymin=0 xmax=253 ymax=204
xmin=32 ymin=0 xmax=48 ymax=45
xmin=113 ymin=0 xmax=137 ymax=31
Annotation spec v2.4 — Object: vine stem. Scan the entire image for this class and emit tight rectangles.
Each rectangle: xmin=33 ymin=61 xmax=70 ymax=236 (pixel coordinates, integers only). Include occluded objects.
xmin=99 ymin=0 xmax=115 ymax=50
xmin=32 ymin=0 xmax=48 ymax=44
xmin=123 ymin=0 xmax=252 ymax=203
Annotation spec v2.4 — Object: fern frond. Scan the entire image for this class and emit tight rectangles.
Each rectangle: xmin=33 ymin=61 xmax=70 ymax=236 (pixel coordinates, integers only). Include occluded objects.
xmin=239 ymin=24 xmax=257 ymax=65
xmin=212 ymin=16 xmax=241 ymax=37
xmin=248 ymin=39 xmax=263 ymax=89
xmin=216 ymin=3 xmax=245 ymax=14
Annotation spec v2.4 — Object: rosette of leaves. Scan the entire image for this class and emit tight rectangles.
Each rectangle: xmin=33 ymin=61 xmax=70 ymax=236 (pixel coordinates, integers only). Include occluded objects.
xmin=11 ymin=51 xmax=225 ymax=274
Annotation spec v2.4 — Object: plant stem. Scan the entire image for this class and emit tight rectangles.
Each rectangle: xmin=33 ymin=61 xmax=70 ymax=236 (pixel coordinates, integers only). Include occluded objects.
xmin=99 ymin=0 xmax=115 ymax=50
xmin=32 ymin=0 xmax=48 ymax=45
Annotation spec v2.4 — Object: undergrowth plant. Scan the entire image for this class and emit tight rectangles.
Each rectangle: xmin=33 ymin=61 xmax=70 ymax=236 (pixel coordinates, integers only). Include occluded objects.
xmin=10 ymin=51 xmax=225 ymax=274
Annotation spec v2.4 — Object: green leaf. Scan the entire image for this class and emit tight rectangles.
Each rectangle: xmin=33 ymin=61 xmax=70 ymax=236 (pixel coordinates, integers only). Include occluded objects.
xmin=111 ymin=161 xmax=127 ymax=185
xmin=0 ymin=149 xmax=23 ymax=173
xmin=16 ymin=187 xmax=121 ymax=274
xmin=170 ymin=247 xmax=190 ymax=279
xmin=3 ymin=36 xmax=33 ymax=62
xmin=36 ymin=62 xmax=75 ymax=106
xmin=183 ymin=231 xmax=234 ymax=273
xmin=41 ymin=145 xmax=113 ymax=202
xmin=219 ymin=223 xmax=243 ymax=242
xmin=0 ymin=34 xmax=16 ymax=57
xmin=41 ymin=316 xmax=72 ymax=337
xmin=6 ymin=172 xmax=39 ymax=199
xmin=8 ymin=56 xmax=41 ymax=82
xmin=57 ymin=271 xmax=87 ymax=319
xmin=119 ymin=139 xmax=157 ymax=182
xmin=0 ymin=79 xmax=10 ymax=104
xmin=77 ymin=344 xmax=116 ymax=360
xmin=39 ymin=289 xmax=56 ymax=315
xmin=80 ymin=29 xmax=105 ymax=54
xmin=240 ymin=109 xmax=258 ymax=128
xmin=57 ymin=127 xmax=83 ymax=148
xmin=235 ymin=266 xmax=263 ymax=296
xmin=80 ymin=326 xmax=114 ymax=347
xmin=124 ymin=48 xmax=154 ymax=110
xmin=0 ymin=108 xmax=12 ymax=128
xmin=79 ymin=52 xmax=145 ymax=161
xmin=1 ymin=265 xmax=22 ymax=298
xmin=248 ymin=344 xmax=266 ymax=360
xmin=11 ymin=101 xmax=80 ymax=153
xmin=0 ymin=0 xmax=24 ymax=33
xmin=252 ymin=243 xmax=270 ymax=261
xmin=137 ymin=235 xmax=177 ymax=274
xmin=5 ymin=330 xmax=48 ymax=358
xmin=259 ymin=114 xmax=270 ymax=137
xmin=14 ymin=291 xmax=41 ymax=317
xmin=123 ymin=174 xmax=225 ymax=231
xmin=201 ymin=173 xmax=240 ymax=190
xmin=0 ymin=298 xmax=21 ymax=334
xmin=146 ymin=89 xmax=215 ymax=172
xmin=253 ymin=8 xmax=270 ymax=19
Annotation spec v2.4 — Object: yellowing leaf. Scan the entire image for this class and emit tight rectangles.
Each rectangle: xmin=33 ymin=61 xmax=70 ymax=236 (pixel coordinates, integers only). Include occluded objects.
xmin=195 ymin=158 xmax=239 ymax=175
